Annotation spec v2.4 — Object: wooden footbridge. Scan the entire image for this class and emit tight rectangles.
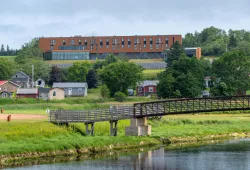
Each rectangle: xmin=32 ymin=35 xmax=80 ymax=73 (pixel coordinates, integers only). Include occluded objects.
xmin=49 ymin=96 xmax=250 ymax=136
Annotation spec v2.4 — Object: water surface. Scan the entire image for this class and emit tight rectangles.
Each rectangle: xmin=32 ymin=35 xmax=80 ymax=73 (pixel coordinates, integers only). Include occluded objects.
xmin=5 ymin=138 xmax=250 ymax=170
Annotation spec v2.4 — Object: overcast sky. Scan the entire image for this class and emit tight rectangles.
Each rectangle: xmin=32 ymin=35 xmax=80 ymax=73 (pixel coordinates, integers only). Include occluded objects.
xmin=1 ymin=0 xmax=250 ymax=49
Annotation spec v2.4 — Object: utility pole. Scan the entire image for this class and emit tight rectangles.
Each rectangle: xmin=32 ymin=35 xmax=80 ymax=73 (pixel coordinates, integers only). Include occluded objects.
xmin=32 ymin=65 xmax=34 ymax=88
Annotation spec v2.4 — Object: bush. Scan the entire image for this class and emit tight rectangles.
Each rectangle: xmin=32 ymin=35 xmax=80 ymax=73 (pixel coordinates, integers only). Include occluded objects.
xmin=100 ymin=84 xmax=110 ymax=99
xmin=114 ymin=92 xmax=127 ymax=102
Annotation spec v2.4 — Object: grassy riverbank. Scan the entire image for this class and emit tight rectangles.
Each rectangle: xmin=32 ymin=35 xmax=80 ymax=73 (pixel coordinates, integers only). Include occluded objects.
xmin=1 ymin=113 xmax=250 ymax=164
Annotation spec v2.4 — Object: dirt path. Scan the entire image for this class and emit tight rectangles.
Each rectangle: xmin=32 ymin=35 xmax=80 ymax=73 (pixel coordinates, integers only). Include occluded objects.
xmin=0 ymin=114 xmax=47 ymax=120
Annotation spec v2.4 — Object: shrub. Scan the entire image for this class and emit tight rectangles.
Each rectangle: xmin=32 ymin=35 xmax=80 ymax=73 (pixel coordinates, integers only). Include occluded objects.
xmin=114 ymin=92 xmax=127 ymax=102
xmin=100 ymin=84 xmax=110 ymax=99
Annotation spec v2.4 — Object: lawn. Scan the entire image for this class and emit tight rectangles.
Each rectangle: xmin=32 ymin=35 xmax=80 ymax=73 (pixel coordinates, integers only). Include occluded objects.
xmin=0 ymin=56 xmax=16 ymax=61
xmin=143 ymin=69 xmax=164 ymax=80
xmin=1 ymin=113 xmax=250 ymax=157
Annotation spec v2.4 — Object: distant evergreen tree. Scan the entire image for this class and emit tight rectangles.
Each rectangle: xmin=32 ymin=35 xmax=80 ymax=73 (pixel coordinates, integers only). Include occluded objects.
xmin=6 ymin=45 xmax=10 ymax=54
xmin=86 ymin=69 xmax=98 ymax=89
xmin=0 ymin=44 xmax=5 ymax=55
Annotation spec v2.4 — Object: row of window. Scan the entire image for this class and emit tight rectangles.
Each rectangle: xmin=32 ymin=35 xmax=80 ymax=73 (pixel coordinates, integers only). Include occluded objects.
xmin=44 ymin=52 xmax=90 ymax=60
xmin=50 ymin=37 xmax=170 ymax=46
xmin=51 ymin=43 xmax=168 ymax=51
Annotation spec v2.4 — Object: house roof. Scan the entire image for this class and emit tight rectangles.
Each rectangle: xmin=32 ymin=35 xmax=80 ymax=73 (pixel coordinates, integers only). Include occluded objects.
xmin=14 ymin=71 xmax=30 ymax=78
xmin=53 ymin=82 xmax=88 ymax=88
xmin=38 ymin=87 xmax=51 ymax=93
xmin=17 ymin=88 xmax=38 ymax=94
xmin=138 ymin=80 xmax=159 ymax=87
xmin=0 ymin=81 xmax=8 ymax=86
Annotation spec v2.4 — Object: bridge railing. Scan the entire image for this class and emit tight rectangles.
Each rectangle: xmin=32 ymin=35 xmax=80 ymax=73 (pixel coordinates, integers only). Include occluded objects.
xmin=133 ymin=96 xmax=250 ymax=117
xmin=49 ymin=106 xmax=135 ymax=123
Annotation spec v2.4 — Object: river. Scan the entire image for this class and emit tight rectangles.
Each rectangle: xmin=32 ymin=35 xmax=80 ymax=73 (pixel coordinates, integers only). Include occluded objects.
xmin=5 ymin=138 xmax=250 ymax=170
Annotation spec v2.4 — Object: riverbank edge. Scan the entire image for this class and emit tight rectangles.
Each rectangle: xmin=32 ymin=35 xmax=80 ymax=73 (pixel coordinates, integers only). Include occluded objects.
xmin=1 ymin=132 xmax=250 ymax=167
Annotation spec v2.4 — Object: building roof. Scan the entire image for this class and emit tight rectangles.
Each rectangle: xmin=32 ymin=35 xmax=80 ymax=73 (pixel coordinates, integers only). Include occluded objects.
xmin=53 ymin=82 xmax=88 ymax=88
xmin=17 ymin=88 xmax=38 ymax=94
xmin=38 ymin=87 xmax=51 ymax=93
xmin=138 ymin=80 xmax=159 ymax=87
xmin=0 ymin=81 xmax=8 ymax=86
xmin=13 ymin=71 xmax=30 ymax=78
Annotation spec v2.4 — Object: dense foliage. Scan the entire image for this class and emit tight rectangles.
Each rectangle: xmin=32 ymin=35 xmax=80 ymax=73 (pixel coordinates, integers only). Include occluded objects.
xmin=0 ymin=44 xmax=18 ymax=56
xmin=183 ymin=26 xmax=250 ymax=56
xmin=0 ymin=59 xmax=16 ymax=80
xmin=68 ymin=61 xmax=92 ymax=82
xmin=100 ymin=61 xmax=144 ymax=96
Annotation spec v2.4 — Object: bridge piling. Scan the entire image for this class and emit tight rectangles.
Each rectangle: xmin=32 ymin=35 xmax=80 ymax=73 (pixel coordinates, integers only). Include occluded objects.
xmin=110 ymin=121 xmax=118 ymax=136
xmin=125 ymin=118 xmax=151 ymax=136
xmin=85 ymin=123 xmax=94 ymax=136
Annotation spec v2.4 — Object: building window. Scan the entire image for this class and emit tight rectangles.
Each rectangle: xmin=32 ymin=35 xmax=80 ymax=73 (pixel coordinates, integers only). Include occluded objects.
xmin=63 ymin=40 xmax=66 ymax=45
xmin=137 ymin=38 xmax=140 ymax=44
xmin=149 ymin=87 xmax=154 ymax=92
xmin=91 ymin=45 xmax=93 ymax=50
xmin=78 ymin=88 xmax=83 ymax=92
xmin=50 ymin=40 xmax=56 ymax=45
xmin=53 ymin=91 xmax=56 ymax=96
xmin=144 ymin=44 xmax=146 ymax=48
xmin=122 ymin=38 xmax=125 ymax=46
xmin=166 ymin=37 xmax=169 ymax=47
xmin=106 ymin=39 xmax=109 ymax=46
xmin=128 ymin=38 xmax=131 ymax=48
xmin=79 ymin=39 xmax=82 ymax=45
xmin=112 ymin=45 xmax=115 ymax=50
xmin=50 ymin=46 xmax=54 ymax=50
xmin=122 ymin=45 xmax=124 ymax=48
xmin=70 ymin=40 xmax=75 ymax=45
xmin=150 ymin=38 xmax=153 ymax=45
xmin=112 ymin=38 xmax=115 ymax=45
xmin=90 ymin=39 xmax=93 ymax=45
xmin=156 ymin=44 xmax=159 ymax=49
xmin=118 ymin=44 xmax=120 ymax=50
xmin=150 ymin=44 xmax=153 ymax=49
xmin=140 ymin=44 xmax=142 ymax=50
xmin=115 ymin=38 xmax=117 ymax=44
xmin=134 ymin=44 xmax=137 ymax=50
xmin=107 ymin=45 xmax=109 ymax=48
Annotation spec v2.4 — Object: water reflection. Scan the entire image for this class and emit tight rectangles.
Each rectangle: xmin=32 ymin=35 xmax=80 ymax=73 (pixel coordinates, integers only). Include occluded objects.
xmin=5 ymin=138 xmax=250 ymax=170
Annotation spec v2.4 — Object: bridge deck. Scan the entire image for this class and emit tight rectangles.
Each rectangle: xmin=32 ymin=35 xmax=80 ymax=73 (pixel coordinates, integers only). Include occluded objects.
xmin=49 ymin=96 xmax=250 ymax=123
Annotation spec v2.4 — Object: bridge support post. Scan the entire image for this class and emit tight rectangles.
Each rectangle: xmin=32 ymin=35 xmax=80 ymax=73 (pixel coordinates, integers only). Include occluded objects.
xmin=85 ymin=123 xmax=94 ymax=136
xmin=125 ymin=118 xmax=151 ymax=136
xmin=110 ymin=120 xmax=118 ymax=136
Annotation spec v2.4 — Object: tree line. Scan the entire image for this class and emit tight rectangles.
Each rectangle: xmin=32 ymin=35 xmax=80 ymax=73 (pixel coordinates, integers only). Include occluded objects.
xmin=0 ymin=44 xmax=18 ymax=56
xmin=183 ymin=26 xmax=250 ymax=56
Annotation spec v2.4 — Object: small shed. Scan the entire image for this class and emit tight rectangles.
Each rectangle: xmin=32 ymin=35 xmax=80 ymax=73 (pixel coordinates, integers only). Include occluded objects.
xmin=16 ymin=88 xmax=38 ymax=98
xmin=53 ymin=82 xmax=88 ymax=97
xmin=38 ymin=88 xmax=50 ymax=100
xmin=49 ymin=88 xmax=65 ymax=100
xmin=35 ymin=78 xmax=45 ymax=88
xmin=137 ymin=80 xmax=159 ymax=96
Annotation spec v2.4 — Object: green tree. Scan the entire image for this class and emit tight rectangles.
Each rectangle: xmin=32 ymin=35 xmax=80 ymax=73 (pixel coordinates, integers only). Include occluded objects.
xmin=100 ymin=61 xmax=143 ymax=96
xmin=211 ymin=50 xmax=250 ymax=96
xmin=228 ymin=35 xmax=238 ymax=50
xmin=18 ymin=59 xmax=51 ymax=82
xmin=48 ymin=66 xmax=68 ymax=86
xmin=86 ymin=69 xmax=98 ymax=89
xmin=0 ymin=59 xmax=16 ymax=80
xmin=68 ymin=61 xmax=91 ymax=82
xmin=166 ymin=41 xmax=185 ymax=66
xmin=0 ymin=44 xmax=5 ymax=55
xmin=104 ymin=54 xmax=118 ymax=65
xmin=158 ymin=55 xmax=205 ymax=98
xmin=15 ymin=38 xmax=42 ymax=64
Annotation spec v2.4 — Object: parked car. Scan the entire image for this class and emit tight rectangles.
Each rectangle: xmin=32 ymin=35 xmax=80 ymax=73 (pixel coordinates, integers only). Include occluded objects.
xmin=202 ymin=91 xmax=210 ymax=98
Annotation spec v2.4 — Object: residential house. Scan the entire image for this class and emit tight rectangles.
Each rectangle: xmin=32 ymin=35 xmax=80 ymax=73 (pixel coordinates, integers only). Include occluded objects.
xmin=53 ymin=82 xmax=88 ymax=97
xmin=0 ymin=80 xmax=20 ymax=98
xmin=35 ymin=78 xmax=45 ymax=88
xmin=39 ymin=87 xmax=65 ymax=100
xmin=11 ymin=72 xmax=30 ymax=88
xmin=16 ymin=89 xmax=38 ymax=98
xmin=137 ymin=80 xmax=159 ymax=96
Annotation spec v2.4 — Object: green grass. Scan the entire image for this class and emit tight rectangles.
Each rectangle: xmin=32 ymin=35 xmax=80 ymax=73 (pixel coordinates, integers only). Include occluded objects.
xmin=0 ymin=56 xmax=16 ymax=61
xmin=1 ymin=114 xmax=250 ymax=156
xmin=143 ymin=69 xmax=164 ymax=80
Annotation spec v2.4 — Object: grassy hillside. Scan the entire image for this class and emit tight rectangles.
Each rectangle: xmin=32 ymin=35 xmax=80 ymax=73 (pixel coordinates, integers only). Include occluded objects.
xmin=143 ymin=69 xmax=164 ymax=80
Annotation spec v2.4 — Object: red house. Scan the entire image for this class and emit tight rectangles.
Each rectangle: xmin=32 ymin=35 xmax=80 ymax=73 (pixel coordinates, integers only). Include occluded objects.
xmin=16 ymin=88 xmax=38 ymax=98
xmin=136 ymin=80 xmax=159 ymax=96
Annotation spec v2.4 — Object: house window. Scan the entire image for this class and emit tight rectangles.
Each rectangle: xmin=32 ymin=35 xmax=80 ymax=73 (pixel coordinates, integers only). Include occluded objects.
xmin=53 ymin=91 xmax=56 ymax=96
xmin=78 ymin=88 xmax=83 ymax=92
xmin=2 ymin=93 xmax=7 ymax=98
xmin=138 ymin=87 xmax=143 ymax=93
xmin=149 ymin=87 xmax=154 ymax=92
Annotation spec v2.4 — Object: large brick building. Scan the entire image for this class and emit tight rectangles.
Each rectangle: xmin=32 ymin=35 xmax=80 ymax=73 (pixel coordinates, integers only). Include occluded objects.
xmin=39 ymin=35 xmax=183 ymax=60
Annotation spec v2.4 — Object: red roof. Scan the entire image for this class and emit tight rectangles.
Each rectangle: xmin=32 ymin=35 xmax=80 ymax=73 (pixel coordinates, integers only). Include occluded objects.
xmin=0 ymin=81 xmax=8 ymax=86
